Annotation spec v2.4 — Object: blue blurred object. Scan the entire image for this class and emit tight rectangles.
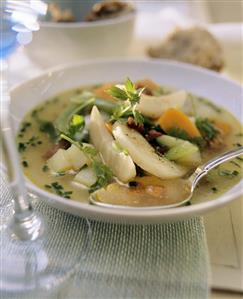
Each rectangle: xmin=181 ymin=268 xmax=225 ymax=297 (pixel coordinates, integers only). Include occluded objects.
xmin=0 ymin=0 xmax=47 ymax=58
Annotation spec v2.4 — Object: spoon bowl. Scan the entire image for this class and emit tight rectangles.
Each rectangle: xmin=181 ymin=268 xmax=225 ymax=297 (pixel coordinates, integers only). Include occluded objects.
xmin=90 ymin=146 xmax=243 ymax=209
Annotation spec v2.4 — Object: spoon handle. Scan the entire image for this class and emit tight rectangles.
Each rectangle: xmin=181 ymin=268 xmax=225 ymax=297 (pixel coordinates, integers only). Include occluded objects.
xmin=190 ymin=146 xmax=243 ymax=190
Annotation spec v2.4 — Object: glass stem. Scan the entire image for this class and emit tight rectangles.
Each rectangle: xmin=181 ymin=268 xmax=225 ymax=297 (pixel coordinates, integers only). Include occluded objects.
xmin=1 ymin=59 xmax=43 ymax=241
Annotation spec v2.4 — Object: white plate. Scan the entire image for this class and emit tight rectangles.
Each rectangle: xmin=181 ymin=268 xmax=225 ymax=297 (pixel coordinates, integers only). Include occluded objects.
xmin=10 ymin=59 xmax=243 ymax=224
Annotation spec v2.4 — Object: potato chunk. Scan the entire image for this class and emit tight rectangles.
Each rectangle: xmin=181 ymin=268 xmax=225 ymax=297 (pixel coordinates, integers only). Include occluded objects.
xmin=74 ymin=167 xmax=97 ymax=187
xmin=65 ymin=144 xmax=89 ymax=170
xmin=47 ymin=149 xmax=72 ymax=172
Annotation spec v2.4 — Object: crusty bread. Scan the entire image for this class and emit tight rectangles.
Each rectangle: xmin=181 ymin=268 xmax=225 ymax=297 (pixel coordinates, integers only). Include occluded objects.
xmin=148 ymin=27 xmax=224 ymax=72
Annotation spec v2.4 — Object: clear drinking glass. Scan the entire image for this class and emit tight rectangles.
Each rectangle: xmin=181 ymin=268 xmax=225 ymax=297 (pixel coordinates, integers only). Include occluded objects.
xmin=0 ymin=1 xmax=91 ymax=297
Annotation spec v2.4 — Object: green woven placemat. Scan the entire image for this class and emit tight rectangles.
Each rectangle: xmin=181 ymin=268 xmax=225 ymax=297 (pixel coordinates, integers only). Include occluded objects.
xmin=0 ymin=171 xmax=209 ymax=299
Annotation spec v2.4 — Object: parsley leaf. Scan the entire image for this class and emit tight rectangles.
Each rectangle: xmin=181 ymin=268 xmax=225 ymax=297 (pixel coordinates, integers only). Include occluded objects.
xmin=39 ymin=121 xmax=58 ymax=141
xmin=44 ymin=182 xmax=73 ymax=199
xmin=195 ymin=118 xmax=219 ymax=141
xmin=218 ymin=169 xmax=239 ymax=177
xmin=68 ymin=114 xmax=85 ymax=140
xmin=167 ymin=127 xmax=204 ymax=147
xmin=108 ymin=78 xmax=145 ymax=125
xmin=90 ymin=161 xmax=113 ymax=192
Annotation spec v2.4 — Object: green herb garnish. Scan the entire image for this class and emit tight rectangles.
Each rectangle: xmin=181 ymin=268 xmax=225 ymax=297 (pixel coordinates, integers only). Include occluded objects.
xmin=195 ymin=118 xmax=219 ymax=141
xmin=61 ymin=134 xmax=113 ymax=191
xmin=42 ymin=165 xmax=49 ymax=172
xmin=218 ymin=169 xmax=239 ymax=177
xmin=108 ymin=78 xmax=145 ymax=125
xmin=22 ymin=160 xmax=28 ymax=168
xmin=236 ymin=157 xmax=243 ymax=162
xmin=39 ymin=121 xmax=58 ymax=141
xmin=211 ymin=187 xmax=218 ymax=193
xmin=233 ymin=143 xmax=242 ymax=147
xmin=167 ymin=127 xmax=204 ymax=147
xmin=90 ymin=160 xmax=113 ymax=192
xmin=19 ymin=122 xmax=31 ymax=136
xmin=44 ymin=182 xmax=73 ymax=199
xmin=230 ymin=161 xmax=241 ymax=168
xmin=18 ymin=142 xmax=27 ymax=153
xmin=68 ymin=114 xmax=85 ymax=141
xmin=18 ymin=136 xmax=41 ymax=153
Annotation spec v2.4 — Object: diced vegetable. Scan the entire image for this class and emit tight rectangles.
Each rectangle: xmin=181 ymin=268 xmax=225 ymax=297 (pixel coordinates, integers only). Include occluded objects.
xmin=157 ymin=135 xmax=201 ymax=166
xmin=158 ymin=108 xmax=201 ymax=138
xmin=74 ymin=167 xmax=97 ymax=187
xmin=166 ymin=144 xmax=201 ymax=166
xmin=47 ymin=149 xmax=72 ymax=172
xmin=211 ymin=120 xmax=231 ymax=136
xmin=65 ymin=144 xmax=90 ymax=170
xmin=136 ymin=90 xmax=187 ymax=119
xmin=94 ymin=83 xmax=116 ymax=102
xmin=89 ymin=106 xmax=136 ymax=182
xmin=112 ymin=122 xmax=188 ymax=179
xmin=156 ymin=135 xmax=179 ymax=148
xmin=135 ymin=79 xmax=160 ymax=91
xmin=55 ymin=98 xmax=94 ymax=136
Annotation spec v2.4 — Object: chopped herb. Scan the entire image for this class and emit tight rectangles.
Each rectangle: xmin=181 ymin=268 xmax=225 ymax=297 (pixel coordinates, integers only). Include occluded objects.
xmin=236 ymin=157 xmax=243 ymax=162
xmin=22 ymin=160 xmax=28 ymax=167
xmin=19 ymin=122 xmax=31 ymax=135
xmin=68 ymin=114 xmax=85 ymax=141
xmin=233 ymin=143 xmax=242 ymax=147
xmin=39 ymin=121 xmax=58 ymax=141
xmin=18 ymin=136 xmax=42 ymax=153
xmin=230 ymin=161 xmax=241 ymax=168
xmin=195 ymin=117 xmax=219 ymax=141
xmin=167 ymin=127 xmax=204 ymax=147
xmin=211 ymin=187 xmax=218 ymax=193
xmin=82 ymin=144 xmax=97 ymax=157
xmin=18 ymin=142 xmax=27 ymax=152
xmin=168 ymin=127 xmax=190 ymax=140
xmin=56 ymin=172 xmax=66 ymax=177
xmin=42 ymin=165 xmax=49 ymax=172
xmin=61 ymin=134 xmax=97 ymax=158
xmin=44 ymin=182 xmax=73 ymax=199
xmin=90 ymin=160 xmax=113 ymax=192
xmin=185 ymin=201 xmax=192 ymax=206
xmin=218 ymin=169 xmax=239 ymax=177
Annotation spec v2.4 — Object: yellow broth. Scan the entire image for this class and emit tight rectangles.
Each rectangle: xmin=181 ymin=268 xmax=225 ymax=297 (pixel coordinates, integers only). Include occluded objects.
xmin=17 ymin=84 xmax=242 ymax=206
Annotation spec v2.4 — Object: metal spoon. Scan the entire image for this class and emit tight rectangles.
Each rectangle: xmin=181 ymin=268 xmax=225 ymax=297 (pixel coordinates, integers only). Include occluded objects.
xmin=90 ymin=146 xmax=243 ymax=209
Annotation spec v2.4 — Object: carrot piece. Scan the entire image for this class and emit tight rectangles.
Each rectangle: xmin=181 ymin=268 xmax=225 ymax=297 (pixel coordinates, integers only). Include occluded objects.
xmin=105 ymin=122 xmax=113 ymax=134
xmin=135 ymin=79 xmax=160 ymax=91
xmin=212 ymin=120 xmax=231 ymax=135
xmin=134 ymin=176 xmax=164 ymax=187
xmin=158 ymin=108 xmax=201 ymax=138
xmin=94 ymin=83 xmax=116 ymax=102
